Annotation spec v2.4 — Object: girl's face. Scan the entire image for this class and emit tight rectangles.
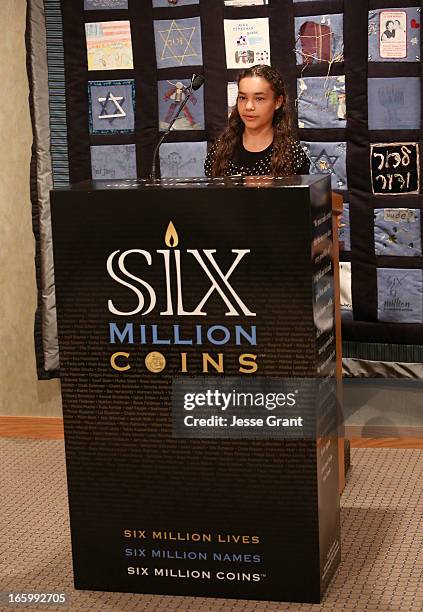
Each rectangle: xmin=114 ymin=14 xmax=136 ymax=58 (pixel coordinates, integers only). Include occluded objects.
xmin=237 ymin=76 xmax=283 ymax=131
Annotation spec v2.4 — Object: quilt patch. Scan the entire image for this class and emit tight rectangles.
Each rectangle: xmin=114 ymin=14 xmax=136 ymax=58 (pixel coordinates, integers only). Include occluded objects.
xmin=295 ymin=14 xmax=344 ymax=66
xmin=154 ymin=18 xmax=202 ymax=68
xmin=159 ymin=141 xmax=207 ymax=177
xmin=339 ymin=202 xmax=351 ymax=252
xmin=91 ymin=144 xmax=137 ymax=179
xmin=224 ymin=18 xmax=271 ymax=69
xmin=297 ymin=76 xmax=346 ymax=129
xmin=153 ymin=0 xmax=199 ymax=7
xmin=339 ymin=262 xmax=353 ymax=320
xmin=85 ymin=0 xmax=128 ymax=8
xmin=224 ymin=0 xmax=268 ymax=5
xmin=368 ymin=8 xmax=421 ymax=62
xmin=227 ymin=82 xmax=238 ymax=116
xmin=158 ymin=79 xmax=205 ymax=131
xmin=88 ymin=80 xmax=135 ymax=134
xmin=377 ymin=268 xmax=423 ymax=322
xmin=85 ymin=21 xmax=133 ymax=71
xmin=368 ymin=77 xmax=421 ymax=130
xmin=302 ymin=141 xmax=347 ymax=190
xmin=374 ymin=208 xmax=422 ymax=256
xmin=370 ymin=142 xmax=419 ymax=195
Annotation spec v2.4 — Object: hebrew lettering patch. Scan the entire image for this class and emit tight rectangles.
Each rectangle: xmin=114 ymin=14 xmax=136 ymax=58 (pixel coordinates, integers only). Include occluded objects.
xmin=370 ymin=143 xmax=419 ymax=195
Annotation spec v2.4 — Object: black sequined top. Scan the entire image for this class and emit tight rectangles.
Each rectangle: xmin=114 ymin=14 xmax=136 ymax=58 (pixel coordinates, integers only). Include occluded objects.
xmin=204 ymin=139 xmax=310 ymax=177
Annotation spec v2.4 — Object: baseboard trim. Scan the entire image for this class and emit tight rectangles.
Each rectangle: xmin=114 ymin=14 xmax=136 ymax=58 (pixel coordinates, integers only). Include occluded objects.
xmin=346 ymin=425 xmax=423 ymax=448
xmin=1 ymin=417 xmax=422 ymax=447
xmin=0 ymin=416 xmax=64 ymax=440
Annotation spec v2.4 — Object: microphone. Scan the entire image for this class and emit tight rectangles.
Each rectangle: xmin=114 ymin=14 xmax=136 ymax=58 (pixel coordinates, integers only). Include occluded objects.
xmin=150 ymin=74 xmax=205 ymax=181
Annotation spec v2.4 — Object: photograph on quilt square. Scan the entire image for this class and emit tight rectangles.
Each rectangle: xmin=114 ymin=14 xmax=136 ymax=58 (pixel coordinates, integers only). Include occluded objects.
xmin=154 ymin=18 xmax=203 ymax=68
xmin=377 ymin=268 xmax=423 ymax=323
xmin=374 ymin=208 xmax=422 ymax=257
xmin=91 ymin=144 xmax=137 ymax=179
xmin=370 ymin=142 xmax=419 ymax=195
xmin=159 ymin=141 xmax=207 ymax=177
xmin=295 ymin=13 xmax=343 ymax=66
xmin=302 ymin=141 xmax=347 ymax=190
xmin=85 ymin=21 xmax=134 ymax=71
xmin=297 ymin=76 xmax=346 ymax=129
xmin=88 ymin=80 xmax=135 ymax=134
xmin=158 ymin=79 xmax=205 ymax=131
xmin=368 ymin=8 xmax=421 ymax=62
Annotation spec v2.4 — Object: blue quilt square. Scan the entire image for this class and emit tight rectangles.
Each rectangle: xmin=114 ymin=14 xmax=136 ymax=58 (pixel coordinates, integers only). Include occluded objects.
xmin=297 ymin=76 xmax=346 ymax=129
xmin=158 ymin=79 xmax=204 ymax=131
xmin=154 ymin=17 xmax=202 ymax=68
xmin=302 ymin=141 xmax=347 ymax=190
xmin=159 ymin=141 xmax=207 ymax=177
xmin=368 ymin=8 xmax=421 ymax=62
xmin=377 ymin=268 xmax=423 ymax=322
xmin=368 ymin=77 xmax=420 ymax=130
xmin=295 ymin=14 xmax=343 ymax=66
xmin=88 ymin=80 xmax=135 ymax=134
xmin=85 ymin=0 xmax=127 ymax=8
xmin=374 ymin=208 xmax=422 ymax=256
xmin=339 ymin=202 xmax=351 ymax=252
xmin=91 ymin=144 xmax=137 ymax=180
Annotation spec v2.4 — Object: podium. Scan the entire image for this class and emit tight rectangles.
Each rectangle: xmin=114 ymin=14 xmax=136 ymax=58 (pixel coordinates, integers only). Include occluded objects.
xmin=51 ymin=175 xmax=340 ymax=604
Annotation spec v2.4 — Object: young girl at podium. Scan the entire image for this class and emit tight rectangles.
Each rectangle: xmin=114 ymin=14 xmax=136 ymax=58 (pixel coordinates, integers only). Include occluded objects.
xmin=204 ymin=65 xmax=309 ymax=178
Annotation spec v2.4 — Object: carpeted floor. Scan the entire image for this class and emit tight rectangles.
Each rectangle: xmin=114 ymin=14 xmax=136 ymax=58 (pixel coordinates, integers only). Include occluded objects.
xmin=1 ymin=439 xmax=422 ymax=611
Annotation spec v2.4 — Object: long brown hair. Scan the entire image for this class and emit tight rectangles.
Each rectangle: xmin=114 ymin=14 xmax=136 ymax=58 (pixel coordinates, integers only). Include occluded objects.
xmin=211 ymin=65 xmax=296 ymax=177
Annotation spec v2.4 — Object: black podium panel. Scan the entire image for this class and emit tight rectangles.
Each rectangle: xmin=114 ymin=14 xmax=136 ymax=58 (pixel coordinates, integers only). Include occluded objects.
xmin=51 ymin=176 xmax=340 ymax=603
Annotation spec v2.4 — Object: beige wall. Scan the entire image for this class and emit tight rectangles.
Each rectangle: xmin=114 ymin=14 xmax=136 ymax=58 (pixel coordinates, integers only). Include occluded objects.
xmin=0 ymin=0 xmax=62 ymax=417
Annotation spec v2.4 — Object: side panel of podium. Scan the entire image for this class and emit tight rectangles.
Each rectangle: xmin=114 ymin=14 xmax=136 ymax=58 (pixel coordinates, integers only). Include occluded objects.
xmin=51 ymin=178 xmax=340 ymax=603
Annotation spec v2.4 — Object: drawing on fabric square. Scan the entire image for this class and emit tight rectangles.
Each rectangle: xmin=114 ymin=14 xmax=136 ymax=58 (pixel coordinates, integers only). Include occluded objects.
xmin=91 ymin=144 xmax=137 ymax=179
xmin=224 ymin=1 xmax=268 ymax=6
xmin=85 ymin=21 xmax=133 ymax=70
xmin=154 ymin=18 xmax=202 ymax=68
xmin=374 ymin=209 xmax=422 ymax=256
xmin=297 ymin=76 xmax=346 ymax=129
xmin=158 ymin=79 xmax=204 ymax=131
xmin=84 ymin=0 xmax=127 ymax=9
xmin=295 ymin=14 xmax=343 ymax=66
xmin=370 ymin=143 xmax=419 ymax=195
xmin=152 ymin=0 xmax=199 ymax=7
xmin=88 ymin=80 xmax=135 ymax=134
xmin=368 ymin=8 xmax=420 ymax=62
xmin=377 ymin=268 xmax=423 ymax=322
xmin=224 ymin=18 xmax=271 ymax=69
xmin=368 ymin=78 xmax=420 ymax=130
xmin=159 ymin=141 xmax=207 ymax=177
xmin=339 ymin=262 xmax=353 ymax=320
xmin=339 ymin=202 xmax=351 ymax=252
xmin=227 ymin=82 xmax=238 ymax=117
xmin=302 ymin=141 xmax=347 ymax=190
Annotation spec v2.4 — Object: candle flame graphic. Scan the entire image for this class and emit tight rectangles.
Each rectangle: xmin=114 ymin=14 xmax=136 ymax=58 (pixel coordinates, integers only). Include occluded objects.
xmin=165 ymin=221 xmax=178 ymax=248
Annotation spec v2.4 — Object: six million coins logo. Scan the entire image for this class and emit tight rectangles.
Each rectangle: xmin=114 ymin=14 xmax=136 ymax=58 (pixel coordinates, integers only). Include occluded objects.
xmin=107 ymin=221 xmax=258 ymax=375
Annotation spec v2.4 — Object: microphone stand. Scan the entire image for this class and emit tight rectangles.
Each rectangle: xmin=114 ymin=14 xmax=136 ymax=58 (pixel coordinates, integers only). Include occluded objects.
xmin=150 ymin=76 xmax=198 ymax=182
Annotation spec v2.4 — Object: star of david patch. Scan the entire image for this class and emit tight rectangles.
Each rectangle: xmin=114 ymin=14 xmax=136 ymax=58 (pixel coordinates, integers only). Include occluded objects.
xmin=154 ymin=18 xmax=202 ymax=68
xmin=302 ymin=141 xmax=347 ymax=190
xmin=88 ymin=80 xmax=135 ymax=134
